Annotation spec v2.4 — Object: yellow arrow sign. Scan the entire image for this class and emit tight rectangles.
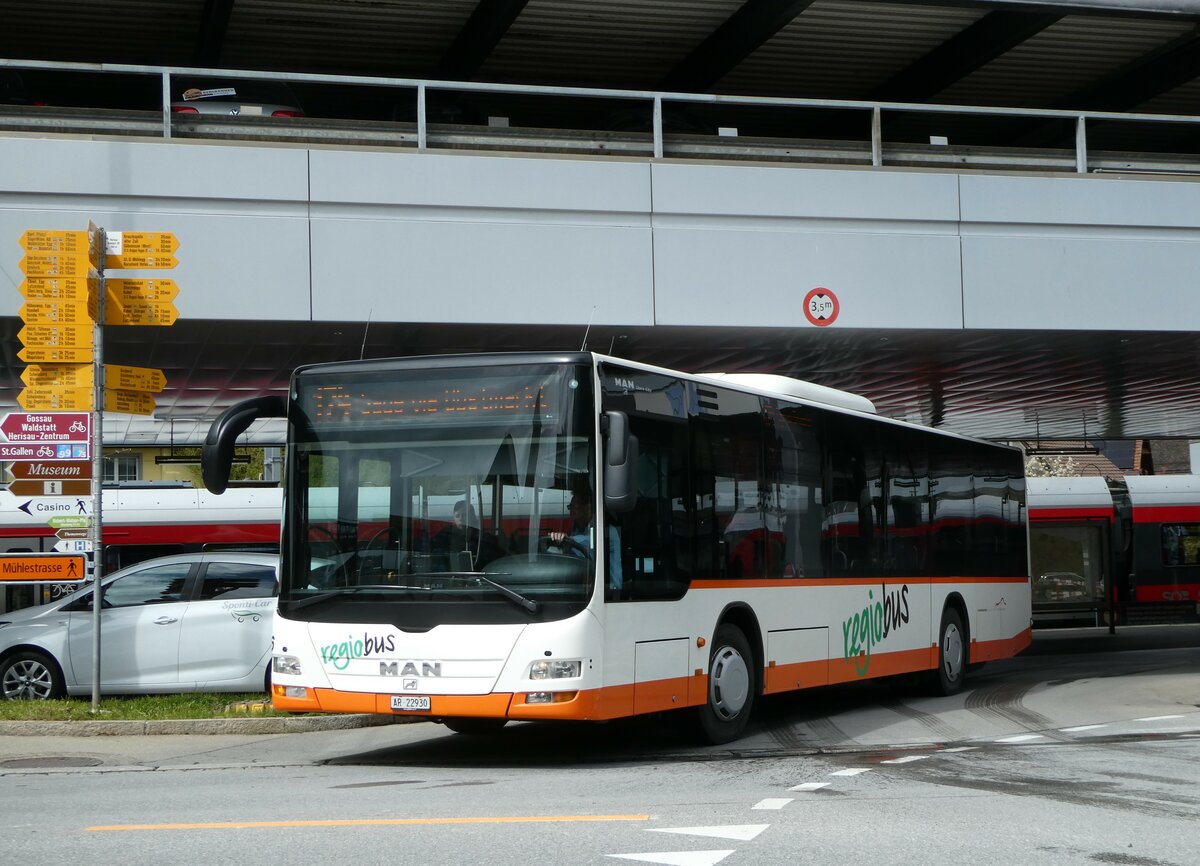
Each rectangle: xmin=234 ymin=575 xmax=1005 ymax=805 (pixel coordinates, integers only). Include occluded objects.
xmin=20 ymin=254 xmax=94 ymax=278
xmin=19 ymin=300 xmax=94 ymax=325
xmin=104 ymin=364 xmax=166 ymax=393
xmin=105 ymin=253 xmax=179 ymax=270
xmin=107 ymin=231 xmax=178 ymax=255
xmin=17 ymin=346 xmax=95 ymax=364
xmin=20 ymin=230 xmax=90 ymax=254
xmin=18 ymin=276 xmax=101 ymax=301
xmin=17 ymin=386 xmax=94 ymax=412
xmin=106 ymin=299 xmax=179 ymax=326
xmin=21 ymin=364 xmax=93 ymax=389
xmin=104 ymin=389 xmax=156 ymax=416
xmin=18 ymin=324 xmax=95 ymax=349
xmin=107 ymin=278 xmax=180 ymax=304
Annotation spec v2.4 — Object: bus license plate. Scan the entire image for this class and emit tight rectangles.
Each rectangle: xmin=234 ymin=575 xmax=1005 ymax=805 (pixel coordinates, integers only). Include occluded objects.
xmin=391 ymin=695 xmax=431 ymax=712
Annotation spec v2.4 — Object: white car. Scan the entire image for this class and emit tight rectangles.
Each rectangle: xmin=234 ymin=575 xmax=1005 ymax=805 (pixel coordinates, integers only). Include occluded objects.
xmin=0 ymin=552 xmax=278 ymax=700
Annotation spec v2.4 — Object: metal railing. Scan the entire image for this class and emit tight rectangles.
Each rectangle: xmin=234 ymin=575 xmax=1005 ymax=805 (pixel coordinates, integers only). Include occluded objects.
xmin=3 ymin=57 xmax=1200 ymax=174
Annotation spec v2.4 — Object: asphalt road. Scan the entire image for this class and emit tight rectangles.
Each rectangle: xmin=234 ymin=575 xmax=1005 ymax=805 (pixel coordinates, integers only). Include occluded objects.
xmin=0 ymin=624 xmax=1196 ymax=866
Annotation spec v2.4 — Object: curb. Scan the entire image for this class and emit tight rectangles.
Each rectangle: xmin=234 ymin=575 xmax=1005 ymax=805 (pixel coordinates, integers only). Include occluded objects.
xmin=0 ymin=713 xmax=413 ymax=737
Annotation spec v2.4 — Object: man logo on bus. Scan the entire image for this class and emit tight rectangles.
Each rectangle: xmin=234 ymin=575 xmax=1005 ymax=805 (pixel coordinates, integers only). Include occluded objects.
xmin=842 ymin=584 xmax=910 ymax=676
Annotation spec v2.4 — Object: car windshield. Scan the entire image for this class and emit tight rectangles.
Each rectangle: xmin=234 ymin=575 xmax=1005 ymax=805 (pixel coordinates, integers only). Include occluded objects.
xmin=280 ymin=361 xmax=597 ymax=629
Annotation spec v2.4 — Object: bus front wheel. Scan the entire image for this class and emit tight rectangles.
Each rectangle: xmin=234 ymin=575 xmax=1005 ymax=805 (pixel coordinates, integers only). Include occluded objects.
xmin=696 ymin=624 xmax=756 ymax=744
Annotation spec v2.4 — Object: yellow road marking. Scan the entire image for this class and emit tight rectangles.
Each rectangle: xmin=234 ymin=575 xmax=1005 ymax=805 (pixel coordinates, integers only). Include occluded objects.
xmin=88 ymin=814 xmax=651 ymax=832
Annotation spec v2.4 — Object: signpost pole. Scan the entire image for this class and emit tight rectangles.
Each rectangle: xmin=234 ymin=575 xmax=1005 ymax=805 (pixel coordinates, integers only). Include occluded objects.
xmin=90 ymin=228 xmax=105 ymax=713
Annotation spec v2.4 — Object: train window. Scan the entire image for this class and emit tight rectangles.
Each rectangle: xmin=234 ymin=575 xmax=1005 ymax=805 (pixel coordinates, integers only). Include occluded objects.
xmin=1160 ymin=524 xmax=1200 ymax=566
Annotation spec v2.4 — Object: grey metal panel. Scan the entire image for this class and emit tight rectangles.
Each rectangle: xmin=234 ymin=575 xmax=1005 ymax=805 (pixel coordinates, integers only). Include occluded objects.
xmin=962 ymin=234 xmax=1200 ymax=330
xmin=0 ymin=204 xmax=312 ymax=321
xmin=960 ymin=172 xmax=1200 ymax=227
xmin=653 ymin=226 xmax=964 ymax=329
xmin=309 ymin=217 xmax=653 ymax=325
xmin=0 ymin=137 xmax=310 ymax=201
xmin=651 ymin=162 xmax=961 ymax=221
xmin=308 ymin=149 xmax=652 ymax=212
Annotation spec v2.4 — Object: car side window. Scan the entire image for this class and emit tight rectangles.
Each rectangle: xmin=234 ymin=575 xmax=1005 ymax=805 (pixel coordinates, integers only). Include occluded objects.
xmin=197 ymin=563 xmax=278 ymax=600
xmin=102 ymin=564 xmax=192 ymax=607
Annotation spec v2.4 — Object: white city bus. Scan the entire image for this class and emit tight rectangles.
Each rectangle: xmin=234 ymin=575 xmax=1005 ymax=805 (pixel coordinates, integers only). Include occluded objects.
xmin=203 ymin=353 xmax=1031 ymax=743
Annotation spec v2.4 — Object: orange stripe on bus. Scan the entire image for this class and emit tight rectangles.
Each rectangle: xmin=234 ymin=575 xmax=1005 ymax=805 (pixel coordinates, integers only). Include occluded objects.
xmin=274 ymin=628 xmax=1034 ymax=721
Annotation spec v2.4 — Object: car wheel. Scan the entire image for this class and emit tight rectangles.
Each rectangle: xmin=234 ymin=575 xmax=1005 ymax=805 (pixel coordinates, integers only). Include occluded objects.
xmin=441 ymin=717 xmax=508 ymax=735
xmin=931 ymin=607 xmax=968 ymax=696
xmin=1 ymin=651 xmax=65 ymax=700
xmin=696 ymin=624 xmax=756 ymax=744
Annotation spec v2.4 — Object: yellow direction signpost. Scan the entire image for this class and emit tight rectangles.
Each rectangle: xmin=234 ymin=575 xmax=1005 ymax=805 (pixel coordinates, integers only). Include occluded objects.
xmin=104 ymin=364 xmax=166 ymax=393
xmin=17 ymin=386 xmax=94 ymax=411
xmin=105 ymin=232 xmax=179 ymax=270
xmin=19 ymin=300 xmax=93 ymax=325
xmin=106 ymin=297 xmax=180 ymax=326
xmin=19 ymin=254 xmax=95 ymax=279
xmin=21 ymin=364 xmax=93 ymax=389
xmin=17 ymin=345 xmax=95 ymax=364
xmin=19 ymin=230 xmax=93 ymax=256
xmin=18 ymin=323 xmax=94 ymax=349
xmin=104 ymin=389 xmax=156 ymax=416
xmin=107 ymin=278 xmax=179 ymax=304
xmin=18 ymin=275 xmax=100 ymax=302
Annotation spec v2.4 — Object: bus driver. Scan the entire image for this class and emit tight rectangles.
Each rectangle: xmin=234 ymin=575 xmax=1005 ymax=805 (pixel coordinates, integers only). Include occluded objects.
xmin=549 ymin=492 xmax=623 ymax=591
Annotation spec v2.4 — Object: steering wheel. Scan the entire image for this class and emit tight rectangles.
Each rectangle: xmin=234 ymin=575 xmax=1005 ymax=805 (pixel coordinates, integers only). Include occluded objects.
xmin=358 ymin=526 xmax=403 ymax=580
xmin=538 ymin=534 xmax=589 ymax=556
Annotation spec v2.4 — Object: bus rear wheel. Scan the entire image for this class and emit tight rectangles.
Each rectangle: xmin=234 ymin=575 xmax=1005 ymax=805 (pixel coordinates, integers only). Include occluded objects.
xmin=441 ymin=717 xmax=508 ymax=735
xmin=696 ymin=624 xmax=756 ymax=744
xmin=931 ymin=607 xmax=968 ymax=696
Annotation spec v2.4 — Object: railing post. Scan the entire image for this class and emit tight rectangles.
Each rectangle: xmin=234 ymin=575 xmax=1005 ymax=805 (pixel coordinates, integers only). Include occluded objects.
xmin=871 ymin=106 xmax=882 ymax=167
xmin=1075 ymin=115 xmax=1087 ymax=174
xmin=161 ymin=71 xmax=172 ymax=139
xmin=417 ymin=84 xmax=427 ymax=151
xmin=653 ymin=97 xmax=664 ymax=159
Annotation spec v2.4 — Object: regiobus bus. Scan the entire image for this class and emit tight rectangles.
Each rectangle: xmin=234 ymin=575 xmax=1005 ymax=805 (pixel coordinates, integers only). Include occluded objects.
xmin=202 ymin=352 xmax=1032 ymax=743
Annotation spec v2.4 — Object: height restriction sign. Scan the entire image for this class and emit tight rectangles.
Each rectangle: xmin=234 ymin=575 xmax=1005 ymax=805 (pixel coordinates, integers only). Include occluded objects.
xmin=803 ymin=287 xmax=840 ymax=327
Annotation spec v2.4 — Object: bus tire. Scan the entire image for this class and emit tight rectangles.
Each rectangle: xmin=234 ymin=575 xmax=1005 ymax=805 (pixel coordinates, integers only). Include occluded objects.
xmin=931 ymin=607 xmax=968 ymax=696
xmin=442 ymin=717 xmax=508 ymax=735
xmin=696 ymin=624 xmax=756 ymax=744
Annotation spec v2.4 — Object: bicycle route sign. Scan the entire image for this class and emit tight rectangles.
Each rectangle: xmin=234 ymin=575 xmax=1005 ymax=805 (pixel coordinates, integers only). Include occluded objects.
xmin=0 ymin=412 xmax=91 ymax=462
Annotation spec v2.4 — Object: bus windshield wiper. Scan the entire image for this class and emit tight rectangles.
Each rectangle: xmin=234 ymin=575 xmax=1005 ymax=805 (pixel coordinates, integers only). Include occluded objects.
xmin=429 ymin=571 xmax=541 ymax=614
xmin=288 ymin=584 xmax=434 ymax=610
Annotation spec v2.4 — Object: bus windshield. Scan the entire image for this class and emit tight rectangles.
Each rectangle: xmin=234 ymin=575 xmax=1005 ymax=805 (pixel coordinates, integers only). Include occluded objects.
xmin=280 ymin=361 xmax=597 ymax=628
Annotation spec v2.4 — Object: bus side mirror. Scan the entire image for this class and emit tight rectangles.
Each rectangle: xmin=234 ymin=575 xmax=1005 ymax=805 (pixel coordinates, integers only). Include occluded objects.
xmin=603 ymin=411 xmax=638 ymax=514
xmin=201 ymin=396 xmax=287 ymax=494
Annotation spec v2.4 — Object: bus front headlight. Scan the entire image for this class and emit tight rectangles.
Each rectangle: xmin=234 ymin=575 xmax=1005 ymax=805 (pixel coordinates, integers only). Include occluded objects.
xmin=273 ymin=655 xmax=302 ymax=676
xmin=529 ymin=659 xmax=582 ymax=680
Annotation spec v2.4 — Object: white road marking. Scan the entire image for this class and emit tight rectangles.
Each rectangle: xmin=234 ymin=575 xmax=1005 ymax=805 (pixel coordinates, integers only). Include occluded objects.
xmin=752 ymin=799 xmax=793 ymax=810
xmin=880 ymin=755 xmax=930 ymax=764
xmin=829 ymin=768 xmax=871 ymax=776
xmin=938 ymin=747 xmax=978 ymax=752
xmin=788 ymin=782 xmax=831 ymax=792
xmin=648 ymin=825 xmax=769 ymax=842
xmin=1060 ymin=724 xmax=1107 ymax=732
xmin=1134 ymin=715 xmax=1185 ymax=722
xmin=996 ymin=734 xmax=1045 ymax=743
xmin=608 ymin=851 xmax=736 ymax=865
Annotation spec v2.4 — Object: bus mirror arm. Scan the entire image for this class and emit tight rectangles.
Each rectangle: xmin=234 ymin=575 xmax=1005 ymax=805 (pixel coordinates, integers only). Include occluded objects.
xmin=201 ymin=396 xmax=287 ymax=494
xmin=603 ymin=411 xmax=639 ymax=514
